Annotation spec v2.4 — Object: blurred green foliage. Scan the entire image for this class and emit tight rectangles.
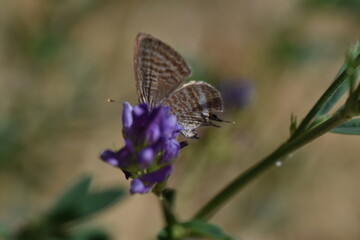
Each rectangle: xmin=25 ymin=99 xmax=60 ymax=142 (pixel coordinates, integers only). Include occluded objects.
xmin=0 ymin=0 xmax=105 ymax=174
xmin=5 ymin=176 xmax=125 ymax=240
xmin=305 ymin=0 xmax=360 ymax=11
xmin=5 ymin=0 xmax=105 ymax=65
xmin=271 ymin=36 xmax=318 ymax=65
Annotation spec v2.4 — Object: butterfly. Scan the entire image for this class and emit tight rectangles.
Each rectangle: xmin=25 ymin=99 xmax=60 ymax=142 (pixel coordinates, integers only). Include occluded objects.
xmin=134 ymin=32 xmax=227 ymax=139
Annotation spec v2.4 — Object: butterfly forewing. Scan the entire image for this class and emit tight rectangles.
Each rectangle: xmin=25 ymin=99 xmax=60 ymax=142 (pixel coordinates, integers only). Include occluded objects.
xmin=134 ymin=33 xmax=191 ymax=107
xmin=164 ymin=81 xmax=224 ymax=138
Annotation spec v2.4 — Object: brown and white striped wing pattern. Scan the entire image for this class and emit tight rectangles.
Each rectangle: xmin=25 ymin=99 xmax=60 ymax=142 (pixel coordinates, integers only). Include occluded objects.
xmin=164 ymin=81 xmax=224 ymax=139
xmin=134 ymin=33 xmax=191 ymax=107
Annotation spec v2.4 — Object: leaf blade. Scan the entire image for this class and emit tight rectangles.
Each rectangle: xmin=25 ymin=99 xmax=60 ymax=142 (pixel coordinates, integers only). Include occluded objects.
xmin=47 ymin=175 xmax=92 ymax=223
xmin=331 ymin=117 xmax=360 ymax=135
xmin=182 ymin=220 xmax=237 ymax=240
xmin=78 ymin=188 xmax=125 ymax=218
xmin=291 ymin=42 xmax=360 ymax=139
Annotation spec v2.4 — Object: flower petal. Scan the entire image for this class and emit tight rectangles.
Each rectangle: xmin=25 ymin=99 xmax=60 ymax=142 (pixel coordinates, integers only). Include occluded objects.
xmin=140 ymin=164 xmax=173 ymax=184
xmin=145 ymin=124 xmax=160 ymax=144
xmin=130 ymin=178 xmax=152 ymax=194
xmin=122 ymin=102 xmax=133 ymax=130
xmin=100 ymin=150 xmax=120 ymax=166
xmin=137 ymin=147 xmax=155 ymax=168
xmin=162 ymin=139 xmax=180 ymax=162
xmin=160 ymin=111 xmax=178 ymax=138
xmin=100 ymin=140 xmax=134 ymax=169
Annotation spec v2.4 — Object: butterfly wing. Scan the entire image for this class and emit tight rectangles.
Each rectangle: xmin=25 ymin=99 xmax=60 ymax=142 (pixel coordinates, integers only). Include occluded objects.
xmin=134 ymin=33 xmax=192 ymax=107
xmin=164 ymin=81 xmax=224 ymax=139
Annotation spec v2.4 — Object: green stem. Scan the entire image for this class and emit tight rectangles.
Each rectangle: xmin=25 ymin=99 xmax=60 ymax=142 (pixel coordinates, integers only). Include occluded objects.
xmin=160 ymin=189 xmax=177 ymax=227
xmin=193 ymin=111 xmax=347 ymax=220
xmin=291 ymin=51 xmax=360 ymax=140
xmin=290 ymin=70 xmax=347 ymax=140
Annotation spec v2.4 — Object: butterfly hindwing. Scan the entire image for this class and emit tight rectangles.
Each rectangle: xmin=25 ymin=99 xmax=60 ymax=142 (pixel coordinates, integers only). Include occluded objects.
xmin=134 ymin=33 xmax=192 ymax=108
xmin=164 ymin=81 xmax=224 ymax=138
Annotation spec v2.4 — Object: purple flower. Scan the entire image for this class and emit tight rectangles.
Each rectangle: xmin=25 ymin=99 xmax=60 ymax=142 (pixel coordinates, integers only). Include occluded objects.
xmin=138 ymin=147 xmax=154 ymax=168
xmin=100 ymin=139 xmax=133 ymax=168
xmin=130 ymin=165 xmax=173 ymax=194
xmin=140 ymin=164 xmax=173 ymax=183
xmin=162 ymin=139 xmax=180 ymax=163
xmin=122 ymin=102 xmax=133 ymax=133
xmin=130 ymin=179 xmax=152 ymax=194
xmin=100 ymin=102 xmax=183 ymax=195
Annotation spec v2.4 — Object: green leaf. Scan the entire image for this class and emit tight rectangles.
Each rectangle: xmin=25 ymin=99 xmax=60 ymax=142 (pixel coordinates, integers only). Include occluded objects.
xmin=316 ymin=65 xmax=349 ymax=117
xmin=289 ymin=113 xmax=297 ymax=135
xmin=157 ymin=229 xmax=168 ymax=240
xmin=55 ymin=175 xmax=92 ymax=208
xmin=182 ymin=220 xmax=237 ymax=240
xmin=47 ymin=175 xmax=92 ymax=223
xmin=46 ymin=176 xmax=125 ymax=224
xmin=308 ymin=115 xmax=331 ymax=129
xmin=291 ymin=42 xmax=360 ymax=139
xmin=69 ymin=228 xmax=110 ymax=240
xmin=78 ymin=189 xmax=125 ymax=218
xmin=331 ymin=117 xmax=360 ymax=135
xmin=0 ymin=223 xmax=13 ymax=240
xmin=305 ymin=0 xmax=360 ymax=11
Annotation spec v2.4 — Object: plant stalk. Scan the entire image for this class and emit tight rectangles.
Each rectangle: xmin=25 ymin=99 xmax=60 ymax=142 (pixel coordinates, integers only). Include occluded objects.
xmin=290 ymin=70 xmax=347 ymax=140
xmin=193 ymin=110 xmax=347 ymax=220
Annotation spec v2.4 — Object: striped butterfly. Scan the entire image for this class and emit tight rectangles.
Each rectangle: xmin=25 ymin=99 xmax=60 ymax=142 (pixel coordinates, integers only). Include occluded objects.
xmin=134 ymin=32 xmax=226 ymax=139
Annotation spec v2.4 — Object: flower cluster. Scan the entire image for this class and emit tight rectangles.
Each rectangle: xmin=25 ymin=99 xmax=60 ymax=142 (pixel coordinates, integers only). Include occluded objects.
xmin=100 ymin=102 xmax=184 ymax=194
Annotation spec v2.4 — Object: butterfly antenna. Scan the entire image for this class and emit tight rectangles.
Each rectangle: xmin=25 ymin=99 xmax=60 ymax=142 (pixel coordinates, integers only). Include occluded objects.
xmin=209 ymin=113 xmax=235 ymax=124
xmin=208 ymin=122 xmax=221 ymax=128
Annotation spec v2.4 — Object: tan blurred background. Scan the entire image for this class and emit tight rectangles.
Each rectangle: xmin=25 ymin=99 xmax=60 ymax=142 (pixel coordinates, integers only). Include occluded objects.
xmin=1 ymin=0 xmax=360 ymax=239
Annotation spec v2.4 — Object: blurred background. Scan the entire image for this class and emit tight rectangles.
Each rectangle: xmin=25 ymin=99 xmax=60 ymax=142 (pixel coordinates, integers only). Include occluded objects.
xmin=1 ymin=0 xmax=360 ymax=239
